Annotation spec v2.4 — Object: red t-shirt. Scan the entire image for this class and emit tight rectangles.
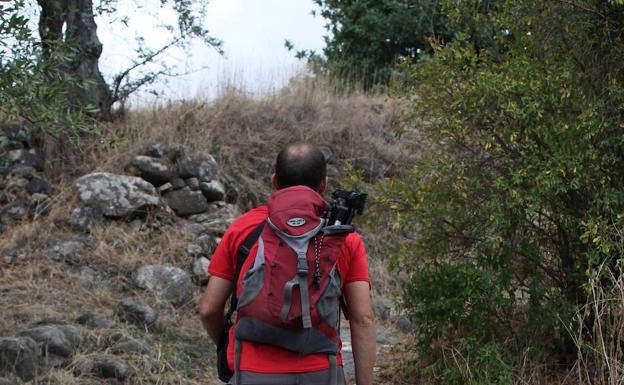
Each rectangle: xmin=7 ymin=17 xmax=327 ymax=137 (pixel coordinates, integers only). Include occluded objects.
xmin=208 ymin=205 xmax=371 ymax=373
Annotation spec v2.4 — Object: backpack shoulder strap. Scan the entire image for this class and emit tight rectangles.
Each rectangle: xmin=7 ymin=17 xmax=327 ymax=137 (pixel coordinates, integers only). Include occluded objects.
xmin=226 ymin=220 xmax=266 ymax=319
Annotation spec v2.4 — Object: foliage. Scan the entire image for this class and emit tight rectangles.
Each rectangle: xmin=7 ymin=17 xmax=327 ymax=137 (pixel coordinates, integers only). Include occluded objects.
xmin=0 ymin=0 xmax=95 ymax=137
xmin=382 ymin=0 xmax=624 ymax=382
xmin=308 ymin=0 xmax=452 ymax=89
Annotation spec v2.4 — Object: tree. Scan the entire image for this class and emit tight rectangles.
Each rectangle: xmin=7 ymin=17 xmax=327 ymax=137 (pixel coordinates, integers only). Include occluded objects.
xmin=1 ymin=0 xmax=221 ymax=125
xmin=311 ymin=0 xmax=452 ymax=88
xmin=380 ymin=0 xmax=624 ymax=383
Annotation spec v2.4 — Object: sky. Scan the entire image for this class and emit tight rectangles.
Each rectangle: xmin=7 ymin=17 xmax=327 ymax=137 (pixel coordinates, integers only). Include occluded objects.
xmin=96 ymin=0 xmax=327 ymax=103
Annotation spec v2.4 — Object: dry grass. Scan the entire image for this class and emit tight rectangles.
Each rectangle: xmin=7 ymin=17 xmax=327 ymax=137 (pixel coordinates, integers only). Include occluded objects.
xmin=1 ymin=74 xmax=415 ymax=384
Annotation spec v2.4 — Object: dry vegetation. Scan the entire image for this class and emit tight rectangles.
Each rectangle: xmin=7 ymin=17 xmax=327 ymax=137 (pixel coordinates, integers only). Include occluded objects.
xmin=0 ymin=75 xmax=417 ymax=384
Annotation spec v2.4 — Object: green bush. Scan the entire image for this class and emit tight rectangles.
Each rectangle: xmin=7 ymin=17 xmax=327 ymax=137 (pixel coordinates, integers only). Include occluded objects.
xmin=311 ymin=0 xmax=452 ymax=89
xmin=381 ymin=0 xmax=624 ymax=382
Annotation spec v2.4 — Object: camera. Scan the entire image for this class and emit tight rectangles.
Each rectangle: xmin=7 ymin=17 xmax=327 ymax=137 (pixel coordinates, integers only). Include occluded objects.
xmin=325 ymin=189 xmax=367 ymax=229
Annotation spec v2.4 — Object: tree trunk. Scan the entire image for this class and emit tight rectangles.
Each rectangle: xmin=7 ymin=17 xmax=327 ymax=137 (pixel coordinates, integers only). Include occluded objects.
xmin=38 ymin=0 xmax=112 ymax=120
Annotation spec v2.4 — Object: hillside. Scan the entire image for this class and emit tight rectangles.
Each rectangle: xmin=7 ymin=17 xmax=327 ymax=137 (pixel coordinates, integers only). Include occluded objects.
xmin=0 ymin=79 xmax=415 ymax=385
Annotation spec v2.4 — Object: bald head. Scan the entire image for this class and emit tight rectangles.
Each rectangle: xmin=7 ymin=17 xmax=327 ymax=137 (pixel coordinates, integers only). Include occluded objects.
xmin=274 ymin=143 xmax=327 ymax=190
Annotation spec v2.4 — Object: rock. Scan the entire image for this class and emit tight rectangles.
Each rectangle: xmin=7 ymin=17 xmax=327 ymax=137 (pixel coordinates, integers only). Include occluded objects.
xmin=7 ymin=149 xmax=43 ymax=171
xmin=193 ymin=257 xmax=210 ymax=285
xmin=178 ymin=155 xmax=217 ymax=181
xmin=197 ymin=234 xmax=218 ymax=256
xmin=158 ymin=182 xmax=173 ymax=194
xmin=199 ymin=180 xmax=225 ymax=202
xmin=29 ymin=193 xmax=49 ymax=204
xmin=131 ymin=156 xmax=174 ymax=187
xmin=110 ymin=339 xmax=151 ymax=355
xmin=10 ymin=164 xmax=34 ymax=179
xmin=1 ymin=203 xmax=26 ymax=222
xmin=186 ymin=223 xmax=208 ymax=237
xmin=171 ymin=178 xmax=186 ymax=190
xmin=70 ymin=265 xmax=105 ymax=291
xmin=143 ymin=143 xmax=166 ymax=158
xmin=0 ymin=136 xmax=9 ymax=153
xmin=2 ymin=123 xmax=32 ymax=147
xmin=70 ymin=207 xmax=102 ymax=233
xmin=77 ymin=356 xmax=130 ymax=381
xmin=25 ymin=177 xmax=54 ymax=195
xmin=48 ymin=240 xmax=86 ymax=262
xmin=395 ymin=315 xmax=415 ymax=333
xmin=17 ymin=324 xmax=81 ymax=359
xmin=186 ymin=177 xmax=200 ymax=191
xmin=157 ymin=303 xmax=176 ymax=319
xmin=3 ymin=247 xmax=24 ymax=264
xmin=166 ymin=144 xmax=186 ymax=162
xmin=164 ymin=187 xmax=208 ymax=217
xmin=185 ymin=244 xmax=203 ymax=257
xmin=116 ymin=298 xmax=157 ymax=326
xmin=225 ymin=184 xmax=239 ymax=204
xmin=133 ymin=265 xmax=192 ymax=306
xmin=222 ymin=175 xmax=239 ymax=204
xmin=206 ymin=201 xmax=239 ymax=218
xmin=319 ymin=145 xmax=333 ymax=162
xmin=76 ymin=314 xmax=116 ymax=329
xmin=75 ymin=172 xmax=160 ymax=218
xmin=130 ymin=219 xmax=143 ymax=232
xmin=0 ymin=376 xmax=17 ymax=385
xmin=96 ymin=357 xmax=130 ymax=380
xmin=373 ymin=296 xmax=393 ymax=322
xmin=376 ymin=328 xmax=399 ymax=345
xmin=205 ymin=219 xmax=232 ymax=236
xmin=0 ymin=192 xmax=6 ymax=205
xmin=0 ymin=337 xmax=38 ymax=381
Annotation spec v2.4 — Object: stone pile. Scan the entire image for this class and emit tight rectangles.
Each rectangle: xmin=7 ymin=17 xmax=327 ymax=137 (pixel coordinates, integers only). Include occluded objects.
xmin=0 ymin=123 xmax=54 ymax=234
xmin=128 ymin=143 xmax=237 ymax=217
xmin=72 ymin=143 xmax=239 ymax=230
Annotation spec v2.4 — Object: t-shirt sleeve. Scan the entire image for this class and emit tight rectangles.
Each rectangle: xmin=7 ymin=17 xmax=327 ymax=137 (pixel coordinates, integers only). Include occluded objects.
xmin=208 ymin=206 xmax=268 ymax=282
xmin=208 ymin=228 xmax=237 ymax=281
xmin=342 ymin=232 xmax=371 ymax=285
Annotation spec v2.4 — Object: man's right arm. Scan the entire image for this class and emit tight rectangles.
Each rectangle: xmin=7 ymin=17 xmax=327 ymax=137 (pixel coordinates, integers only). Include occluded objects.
xmin=344 ymin=281 xmax=376 ymax=385
xmin=199 ymin=276 xmax=233 ymax=344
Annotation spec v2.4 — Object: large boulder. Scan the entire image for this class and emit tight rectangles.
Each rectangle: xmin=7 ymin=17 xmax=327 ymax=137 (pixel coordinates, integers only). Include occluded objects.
xmin=75 ymin=172 xmax=160 ymax=218
xmin=131 ymin=156 xmax=174 ymax=187
xmin=164 ymin=187 xmax=208 ymax=217
xmin=133 ymin=265 xmax=193 ymax=306
xmin=0 ymin=337 xmax=38 ymax=381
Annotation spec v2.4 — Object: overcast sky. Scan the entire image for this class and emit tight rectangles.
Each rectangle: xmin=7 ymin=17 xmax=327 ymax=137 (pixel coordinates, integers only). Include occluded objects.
xmin=96 ymin=0 xmax=327 ymax=103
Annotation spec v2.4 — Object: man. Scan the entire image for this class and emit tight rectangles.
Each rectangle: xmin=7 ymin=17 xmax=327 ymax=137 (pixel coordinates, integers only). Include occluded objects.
xmin=199 ymin=143 xmax=376 ymax=385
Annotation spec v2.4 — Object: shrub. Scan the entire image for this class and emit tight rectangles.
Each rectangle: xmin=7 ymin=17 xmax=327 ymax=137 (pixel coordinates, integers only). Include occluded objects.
xmin=382 ymin=0 xmax=624 ymax=382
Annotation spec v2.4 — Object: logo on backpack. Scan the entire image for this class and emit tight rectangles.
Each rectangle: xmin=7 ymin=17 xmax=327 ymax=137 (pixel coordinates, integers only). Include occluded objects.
xmin=286 ymin=217 xmax=306 ymax=227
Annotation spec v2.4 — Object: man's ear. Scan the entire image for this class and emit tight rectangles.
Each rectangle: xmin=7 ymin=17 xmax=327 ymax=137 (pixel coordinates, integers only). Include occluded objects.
xmin=271 ymin=174 xmax=280 ymax=190
xmin=318 ymin=176 xmax=329 ymax=194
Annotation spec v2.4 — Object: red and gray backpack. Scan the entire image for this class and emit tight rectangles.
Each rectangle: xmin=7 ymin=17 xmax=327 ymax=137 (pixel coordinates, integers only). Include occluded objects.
xmin=229 ymin=186 xmax=354 ymax=385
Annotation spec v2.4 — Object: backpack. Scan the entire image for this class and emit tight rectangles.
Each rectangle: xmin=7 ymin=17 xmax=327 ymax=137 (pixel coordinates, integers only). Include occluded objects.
xmin=231 ymin=185 xmax=353 ymax=385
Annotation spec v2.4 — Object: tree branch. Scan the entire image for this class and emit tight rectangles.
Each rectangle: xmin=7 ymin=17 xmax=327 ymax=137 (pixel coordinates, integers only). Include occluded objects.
xmin=111 ymin=36 xmax=183 ymax=103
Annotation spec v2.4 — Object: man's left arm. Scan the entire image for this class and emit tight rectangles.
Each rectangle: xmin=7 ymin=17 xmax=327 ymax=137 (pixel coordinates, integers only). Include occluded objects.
xmin=199 ymin=276 xmax=233 ymax=344
xmin=344 ymin=281 xmax=376 ymax=385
